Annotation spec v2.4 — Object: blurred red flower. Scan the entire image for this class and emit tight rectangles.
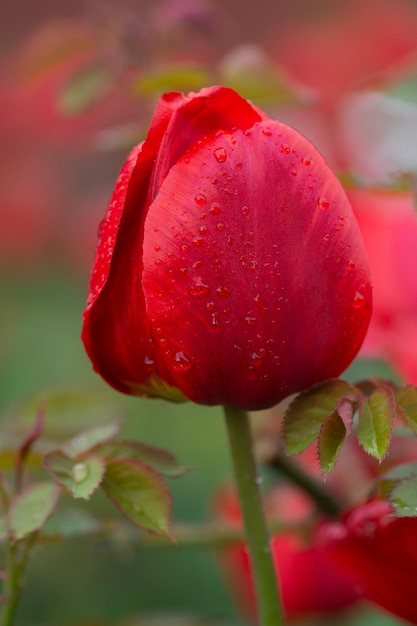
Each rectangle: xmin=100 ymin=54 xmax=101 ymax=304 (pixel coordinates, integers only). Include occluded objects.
xmin=82 ymin=85 xmax=372 ymax=409
xmin=323 ymin=500 xmax=417 ymax=624
xmin=348 ymin=187 xmax=417 ymax=384
xmin=213 ymin=484 xmax=361 ymax=621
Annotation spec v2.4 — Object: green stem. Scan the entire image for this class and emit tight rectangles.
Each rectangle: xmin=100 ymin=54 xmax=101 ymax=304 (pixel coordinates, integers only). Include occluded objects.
xmin=223 ymin=406 xmax=285 ymax=626
xmin=1 ymin=542 xmax=23 ymax=626
xmin=268 ymin=453 xmax=342 ymax=517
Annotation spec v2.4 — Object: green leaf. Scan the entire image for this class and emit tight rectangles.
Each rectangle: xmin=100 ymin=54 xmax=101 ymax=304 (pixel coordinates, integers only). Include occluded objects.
xmin=395 ymin=385 xmax=417 ymax=433
xmin=318 ymin=410 xmax=348 ymax=475
xmin=42 ymin=506 xmax=100 ymax=539
xmin=44 ymin=450 xmax=105 ymax=500
xmin=132 ymin=65 xmax=210 ymax=96
xmin=57 ymin=64 xmax=113 ymax=116
xmin=390 ymin=474 xmax=417 ymax=516
xmin=282 ymin=379 xmax=357 ymax=455
xmin=62 ymin=422 xmax=120 ymax=458
xmin=102 ymin=458 xmax=173 ymax=539
xmin=358 ymin=385 xmax=395 ymax=460
xmin=95 ymin=440 xmax=193 ymax=478
xmin=8 ymin=482 xmax=60 ymax=540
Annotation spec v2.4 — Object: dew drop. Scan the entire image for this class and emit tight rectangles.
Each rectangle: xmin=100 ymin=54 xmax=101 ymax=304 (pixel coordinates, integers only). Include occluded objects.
xmin=154 ymin=244 xmax=161 ymax=252
xmin=199 ymin=225 xmax=207 ymax=235
xmin=347 ymin=260 xmax=356 ymax=270
xmin=323 ymin=233 xmax=330 ymax=242
xmin=211 ymin=312 xmax=221 ymax=332
xmin=216 ymin=285 xmax=231 ymax=298
xmin=72 ymin=463 xmax=88 ymax=484
xmin=192 ymin=236 xmax=204 ymax=247
xmin=172 ymin=351 xmax=192 ymax=372
xmin=181 ymin=244 xmax=189 ymax=252
xmin=241 ymin=205 xmax=250 ymax=216
xmin=210 ymin=202 xmax=221 ymax=215
xmin=245 ymin=316 xmax=257 ymax=325
xmin=302 ymin=157 xmax=311 ymax=166
xmin=280 ymin=143 xmax=291 ymax=154
xmin=188 ymin=278 xmax=210 ymax=296
xmin=155 ymin=259 xmax=163 ymax=267
xmin=216 ymin=222 xmax=225 ymax=231
xmin=206 ymin=301 xmax=215 ymax=312
xmin=318 ymin=197 xmax=330 ymax=210
xmin=353 ymin=291 xmax=365 ymax=308
xmin=262 ymin=128 xmax=272 ymax=137
xmin=242 ymin=365 xmax=258 ymax=381
xmin=250 ymin=352 xmax=263 ymax=367
xmin=143 ymin=356 xmax=155 ymax=372
xmin=194 ymin=193 xmax=206 ymax=206
xmin=214 ymin=147 xmax=227 ymax=163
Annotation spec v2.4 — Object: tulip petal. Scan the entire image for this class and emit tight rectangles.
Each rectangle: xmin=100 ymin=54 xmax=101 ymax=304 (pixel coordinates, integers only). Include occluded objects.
xmin=142 ymin=121 xmax=371 ymax=409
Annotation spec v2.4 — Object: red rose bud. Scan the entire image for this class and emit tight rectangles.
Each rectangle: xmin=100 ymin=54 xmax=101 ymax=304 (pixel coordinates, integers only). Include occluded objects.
xmin=82 ymin=86 xmax=372 ymax=409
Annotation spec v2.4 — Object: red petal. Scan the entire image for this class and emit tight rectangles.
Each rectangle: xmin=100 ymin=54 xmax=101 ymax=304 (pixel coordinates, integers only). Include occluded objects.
xmin=82 ymin=93 xmax=184 ymax=394
xmin=142 ymin=121 xmax=371 ymax=409
xmin=82 ymin=87 xmax=262 ymax=395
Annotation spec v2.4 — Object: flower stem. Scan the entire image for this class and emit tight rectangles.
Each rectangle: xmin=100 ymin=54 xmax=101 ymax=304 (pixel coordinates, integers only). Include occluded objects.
xmin=1 ymin=542 xmax=24 ymax=626
xmin=223 ymin=406 xmax=285 ymax=626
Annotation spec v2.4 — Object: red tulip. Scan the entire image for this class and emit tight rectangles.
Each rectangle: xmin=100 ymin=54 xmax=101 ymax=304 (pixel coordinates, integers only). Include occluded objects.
xmin=323 ymin=500 xmax=417 ymax=624
xmin=82 ymin=86 xmax=372 ymax=410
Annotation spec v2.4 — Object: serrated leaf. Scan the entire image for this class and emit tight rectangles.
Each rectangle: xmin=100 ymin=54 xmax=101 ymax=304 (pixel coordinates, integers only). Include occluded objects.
xmin=62 ymin=422 xmax=120 ymax=458
xmin=44 ymin=450 xmax=105 ymax=500
xmin=57 ymin=64 xmax=113 ymax=116
xmin=102 ymin=459 xmax=173 ymax=539
xmin=358 ymin=385 xmax=395 ymax=460
xmin=8 ymin=482 xmax=60 ymax=540
xmin=318 ymin=410 xmax=348 ymax=475
xmin=95 ymin=440 xmax=193 ymax=477
xmin=395 ymin=385 xmax=417 ymax=433
xmin=390 ymin=474 xmax=417 ymax=516
xmin=282 ymin=379 xmax=357 ymax=455
xmin=42 ymin=506 xmax=100 ymax=539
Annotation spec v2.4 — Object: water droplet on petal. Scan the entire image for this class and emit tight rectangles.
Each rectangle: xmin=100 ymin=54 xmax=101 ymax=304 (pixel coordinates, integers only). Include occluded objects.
xmin=143 ymin=356 xmax=155 ymax=372
xmin=206 ymin=301 xmax=215 ymax=311
xmin=347 ymin=260 xmax=356 ymax=270
xmin=214 ymin=147 xmax=227 ymax=163
xmin=302 ymin=157 xmax=311 ymax=166
xmin=210 ymin=202 xmax=221 ymax=215
xmin=353 ymin=291 xmax=365 ymax=308
xmin=216 ymin=223 xmax=225 ymax=231
xmin=154 ymin=244 xmax=161 ymax=252
xmin=211 ymin=312 xmax=221 ymax=332
xmin=192 ymin=236 xmax=204 ymax=247
xmin=172 ymin=351 xmax=192 ymax=372
xmin=250 ymin=352 xmax=263 ymax=367
xmin=318 ymin=197 xmax=330 ymax=210
xmin=262 ymin=128 xmax=272 ymax=137
xmin=245 ymin=316 xmax=257 ymax=325
xmin=280 ymin=143 xmax=291 ymax=154
xmin=194 ymin=193 xmax=206 ymax=206
xmin=241 ymin=205 xmax=249 ymax=216
xmin=216 ymin=286 xmax=231 ymax=298
xmin=188 ymin=278 xmax=210 ymax=296
xmin=155 ymin=259 xmax=163 ymax=267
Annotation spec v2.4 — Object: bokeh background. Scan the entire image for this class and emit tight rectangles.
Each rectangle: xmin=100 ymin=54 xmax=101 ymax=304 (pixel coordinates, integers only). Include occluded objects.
xmin=2 ymin=0 xmax=417 ymax=624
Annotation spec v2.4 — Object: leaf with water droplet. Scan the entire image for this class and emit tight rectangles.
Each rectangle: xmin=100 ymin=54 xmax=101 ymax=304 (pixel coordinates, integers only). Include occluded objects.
xmin=8 ymin=482 xmax=61 ymax=540
xmin=44 ymin=450 xmax=105 ymax=500
xmin=358 ymin=385 xmax=395 ymax=461
xmin=283 ymin=379 xmax=358 ymax=455
xmin=102 ymin=458 xmax=173 ymax=539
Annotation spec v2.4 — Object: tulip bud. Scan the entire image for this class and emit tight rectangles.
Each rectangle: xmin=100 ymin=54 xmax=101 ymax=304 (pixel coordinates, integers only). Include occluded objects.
xmin=82 ymin=86 xmax=371 ymax=410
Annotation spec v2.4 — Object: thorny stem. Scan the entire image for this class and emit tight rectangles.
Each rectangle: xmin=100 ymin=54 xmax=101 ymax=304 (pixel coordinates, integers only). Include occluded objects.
xmin=224 ymin=406 xmax=285 ymax=626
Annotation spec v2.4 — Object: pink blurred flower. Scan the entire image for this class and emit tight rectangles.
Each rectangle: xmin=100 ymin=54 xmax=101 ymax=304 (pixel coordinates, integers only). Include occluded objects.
xmin=348 ymin=187 xmax=417 ymax=383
